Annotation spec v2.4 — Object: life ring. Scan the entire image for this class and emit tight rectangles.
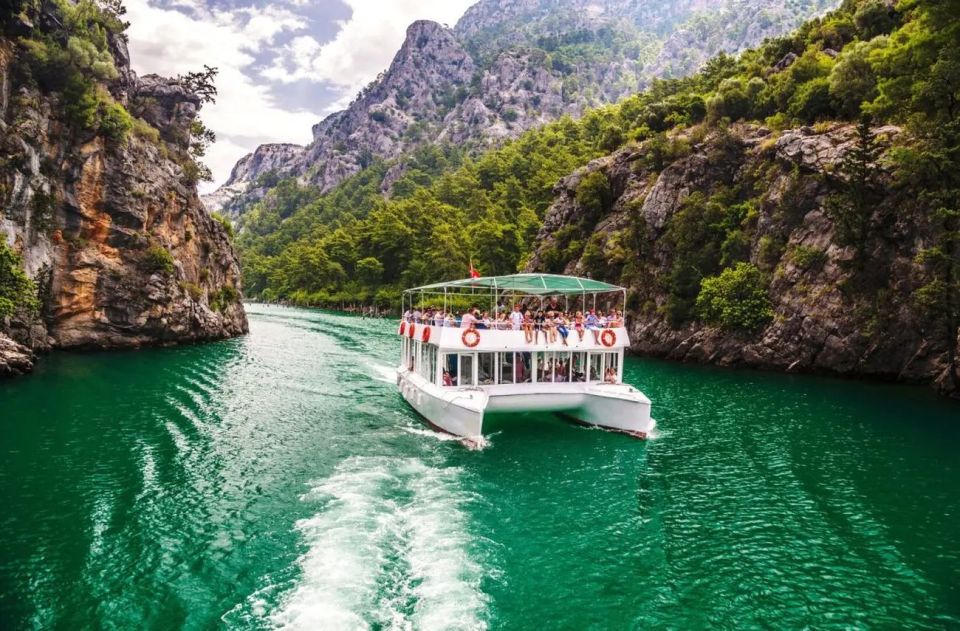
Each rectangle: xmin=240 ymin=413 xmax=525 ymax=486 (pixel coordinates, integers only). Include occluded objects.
xmin=422 ymin=326 xmax=431 ymax=343
xmin=600 ymin=329 xmax=616 ymax=347
xmin=399 ymin=321 xmax=406 ymax=336
xmin=408 ymin=323 xmax=416 ymax=339
xmin=462 ymin=328 xmax=480 ymax=348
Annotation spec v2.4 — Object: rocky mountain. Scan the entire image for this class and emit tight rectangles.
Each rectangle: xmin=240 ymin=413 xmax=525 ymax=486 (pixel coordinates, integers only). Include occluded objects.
xmin=0 ymin=1 xmax=247 ymax=376
xmin=204 ymin=0 xmax=837 ymax=218
xmin=525 ymin=122 xmax=957 ymax=393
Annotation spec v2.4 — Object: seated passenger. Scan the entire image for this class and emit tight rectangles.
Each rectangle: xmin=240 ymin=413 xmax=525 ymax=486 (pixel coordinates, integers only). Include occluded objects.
xmin=443 ymin=370 xmax=454 ymax=386
xmin=574 ymin=311 xmax=585 ymax=341
xmin=522 ymin=310 xmax=534 ymax=344
xmin=545 ymin=312 xmax=557 ymax=344
xmin=585 ymin=309 xmax=601 ymax=343
xmin=604 ymin=367 xmax=617 ymax=384
xmin=556 ymin=314 xmax=570 ymax=346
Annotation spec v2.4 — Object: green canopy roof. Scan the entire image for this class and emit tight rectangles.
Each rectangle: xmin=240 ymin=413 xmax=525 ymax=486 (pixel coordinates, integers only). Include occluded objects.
xmin=405 ymin=274 xmax=624 ymax=296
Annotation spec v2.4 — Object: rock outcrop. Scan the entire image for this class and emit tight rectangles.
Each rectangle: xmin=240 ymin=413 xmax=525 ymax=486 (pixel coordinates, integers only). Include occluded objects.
xmin=205 ymin=0 xmax=839 ymax=216
xmin=527 ymin=123 xmax=957 ymax=394
xmin=1 ymin=2 xmax=247 ymax=373
xmin=0 ymin=333 xmax=33 ymax=377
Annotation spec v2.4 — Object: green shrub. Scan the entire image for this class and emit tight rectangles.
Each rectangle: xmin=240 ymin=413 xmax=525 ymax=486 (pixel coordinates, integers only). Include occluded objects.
xmin=130 ymin=117 xmax=160 ymax=144
xmin=502 ymin=109 xmax=519 ymax=122
xmin=211 ymin=212 xmax=234 ymax=238
xmin=99 ymin=96 xmax=132 ymax=141
xmin=696 ymin=262 xmax=773 ymax=331
xmin=791 ymin=245 xmax=828 ymax=270
xmin=209 ymin=285 xmax=239 ymax=312
xmin=144 ymin=245 xmax=174 ymax=275
xmin=0 ymin=242 xmax=40 ymax=319
xmin=180 ymin=281 xmax=203 ymax=301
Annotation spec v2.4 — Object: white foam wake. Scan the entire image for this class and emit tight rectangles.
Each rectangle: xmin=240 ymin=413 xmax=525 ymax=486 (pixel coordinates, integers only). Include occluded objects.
xmin=269 ymin=457 xmax=490 ymax=630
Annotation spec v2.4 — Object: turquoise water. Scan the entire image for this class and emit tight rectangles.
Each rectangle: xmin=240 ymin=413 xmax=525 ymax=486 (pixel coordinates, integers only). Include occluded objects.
xmin=1 ymin=304 xmax=958 ymax=629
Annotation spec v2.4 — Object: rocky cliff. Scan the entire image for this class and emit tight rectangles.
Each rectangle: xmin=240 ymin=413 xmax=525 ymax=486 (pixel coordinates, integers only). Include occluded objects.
xmin=527 ymin=123 xmax=957 ymax=393
xmin=0 ymin=2 xmax=247 ymax=375
xmin=204 ymin=0 xmax=837 ymax=218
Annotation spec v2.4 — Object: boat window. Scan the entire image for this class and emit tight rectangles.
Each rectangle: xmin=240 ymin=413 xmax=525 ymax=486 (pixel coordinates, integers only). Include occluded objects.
xmin=588 ymin=352 xmax=603 ymax=382
xmin=572 ymin=352 xmax=586 ymax=382
xmin=499 ymin=352 xmax=514 ymax=384
xmin=459 ymin=354 xmax=475 ymax=386
xmin=478 ymin=353 xmax=495 ymax=385
xmin=517 ymin=352 xmax=532 ymax=383
xmin=422 ymin=345 xmax=437 ymax=382
xmin=605 ymin=352 xmax=619 ymax=382
xmin=443 ymin=353 xmax=458 ymax=386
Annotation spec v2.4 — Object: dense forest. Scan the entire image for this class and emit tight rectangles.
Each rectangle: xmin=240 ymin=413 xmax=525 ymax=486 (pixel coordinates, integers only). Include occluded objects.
xmin=238 ymin=0 xmax=957 ymax=325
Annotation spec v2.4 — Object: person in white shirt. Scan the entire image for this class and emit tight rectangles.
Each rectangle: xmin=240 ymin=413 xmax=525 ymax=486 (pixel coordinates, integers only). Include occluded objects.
xmin=460 ymin=308 xmax=477 ymax=329
xmin=434 ymin=311 xmax=444 ymax=327
xmin=509 ymin=304 xmax=524 ymax=331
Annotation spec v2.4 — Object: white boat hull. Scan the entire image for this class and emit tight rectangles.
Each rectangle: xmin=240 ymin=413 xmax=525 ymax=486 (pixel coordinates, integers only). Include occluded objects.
xmin=397 ymin=368 xmax=655 ymax=442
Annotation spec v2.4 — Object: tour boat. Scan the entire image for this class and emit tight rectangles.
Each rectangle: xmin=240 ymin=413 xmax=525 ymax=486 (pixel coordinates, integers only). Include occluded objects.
xmin=396 ymin=274 xmax=655 ymax=446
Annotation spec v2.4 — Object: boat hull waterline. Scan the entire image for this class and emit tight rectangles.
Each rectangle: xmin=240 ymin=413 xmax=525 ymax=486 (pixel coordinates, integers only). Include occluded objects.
xmin=397 ymin=368 xmax=656 ymax=445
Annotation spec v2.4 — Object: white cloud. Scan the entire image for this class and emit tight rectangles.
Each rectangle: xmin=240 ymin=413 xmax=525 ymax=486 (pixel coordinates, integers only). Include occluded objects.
xmin=261 ymin=0 xmax=474 ymax=96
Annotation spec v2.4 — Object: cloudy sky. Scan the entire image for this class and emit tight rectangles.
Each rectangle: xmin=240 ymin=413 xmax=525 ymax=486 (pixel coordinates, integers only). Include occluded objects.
xmin=125 ymin=0 xmax=475 ymax=192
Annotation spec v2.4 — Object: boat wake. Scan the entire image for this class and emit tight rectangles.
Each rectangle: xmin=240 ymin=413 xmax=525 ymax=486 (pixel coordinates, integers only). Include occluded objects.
xmin=264 ymin=457 xmax=492 ymax=630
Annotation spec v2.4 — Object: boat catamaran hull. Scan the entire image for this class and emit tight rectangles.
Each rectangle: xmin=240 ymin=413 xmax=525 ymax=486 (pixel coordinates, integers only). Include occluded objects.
xmin=396 ymin=274 xmax=655 ymax=445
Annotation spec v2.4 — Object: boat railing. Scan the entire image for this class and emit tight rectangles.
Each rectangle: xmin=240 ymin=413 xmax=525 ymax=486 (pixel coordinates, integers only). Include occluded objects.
xmin=397 ymin=322 xmax=630 ymax=351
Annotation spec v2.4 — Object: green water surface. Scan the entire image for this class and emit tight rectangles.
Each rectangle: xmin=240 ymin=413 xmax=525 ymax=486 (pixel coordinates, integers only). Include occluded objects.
xmin=1 ymin=304 xmax=958 ymax=629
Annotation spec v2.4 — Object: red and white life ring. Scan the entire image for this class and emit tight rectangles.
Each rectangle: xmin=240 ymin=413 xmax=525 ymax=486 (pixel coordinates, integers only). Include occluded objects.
xmin=399 ymin=321 xmax=406 ymax=336
xmin=422 ymin=326 xmax=431 ymax=343
xmin=408 ymin=323 xmax=416 ymax=338
xmin=600 ymin=329 xmax=616 ymax=347
xmin=462 ymin=328 xmax=480 ymax=348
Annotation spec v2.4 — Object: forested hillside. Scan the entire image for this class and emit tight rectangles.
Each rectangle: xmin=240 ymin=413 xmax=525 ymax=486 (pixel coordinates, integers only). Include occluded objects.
xmin=238 ymin=0 xmax=959 ymax=392
xmin=205 ymin=0 xmax=835 ymax=217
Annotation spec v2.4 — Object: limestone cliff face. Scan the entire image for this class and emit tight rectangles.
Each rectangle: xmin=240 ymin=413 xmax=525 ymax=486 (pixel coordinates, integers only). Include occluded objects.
xmin=527 ymin=124 xmax=956 ymax=393
xmin=205 ymin=0 xmax=838 ymax=216
xmin=0 ymin=7 xmax=247 ymax=365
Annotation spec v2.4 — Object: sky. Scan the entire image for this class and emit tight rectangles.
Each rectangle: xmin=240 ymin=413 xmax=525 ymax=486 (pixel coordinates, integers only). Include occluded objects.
xmin=125 ymin=0 xmax=476 ymax=192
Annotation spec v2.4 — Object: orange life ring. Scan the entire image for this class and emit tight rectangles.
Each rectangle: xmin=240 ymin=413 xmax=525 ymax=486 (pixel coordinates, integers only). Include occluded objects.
xmin=408 ymin=323 xmax=416 ymax=339
xmin=462 ymin=328 xmax=480 ymax=348
xmin=399 ymin=321 xmax=406 ymax=336
xmin=600 ymin=329 xmax=616 ymax=347
xmin=422 ymin=326 xmax=431 ymax=343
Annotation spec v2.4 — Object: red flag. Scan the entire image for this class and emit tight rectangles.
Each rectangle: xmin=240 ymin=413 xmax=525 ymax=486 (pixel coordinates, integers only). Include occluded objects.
xmin=469 ymin=261 xmax=481 ymax=279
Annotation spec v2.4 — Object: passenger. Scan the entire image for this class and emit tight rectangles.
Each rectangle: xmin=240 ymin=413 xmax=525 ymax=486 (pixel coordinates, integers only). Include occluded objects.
xmin=445 ymin=312 xmax=456 ymax=327
xmin=534 ymin=310 xmax=546 ymax=344
xmin=523 ymin=310 xmax=534 ymax=344
xmin=443 ymin=370 xmax=454 ymax=387
xmin=585 ymin=309 xmax=601 ymax=343
xmin=460 ymin=306 xmax=477 ymax=329
xmin=598 ymin=312 xmax=608 ymax=329
xmin=545 ymin=311 xmax=557 ymax=344
xmin=556 ymin=313 xmax=570 ymax=346
xmin=510 ymin=304 xmax=524 ymax=331
xmin=607 ymin=309 xmax=619 ymax=328
xmin=574 ymin=311 xmax=585 ymax=341
xmin=497 ymin=312 xmax=509 ymax=330
xmin=604 ymin=367 xmax=617 ymax=384
xmin=412 ymin=307 xmax=422 ymax=323
xmin=403 ymin=308 xmax=412 ymax=323
xmin=434 ymin=310 xmax=444 ymax=327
